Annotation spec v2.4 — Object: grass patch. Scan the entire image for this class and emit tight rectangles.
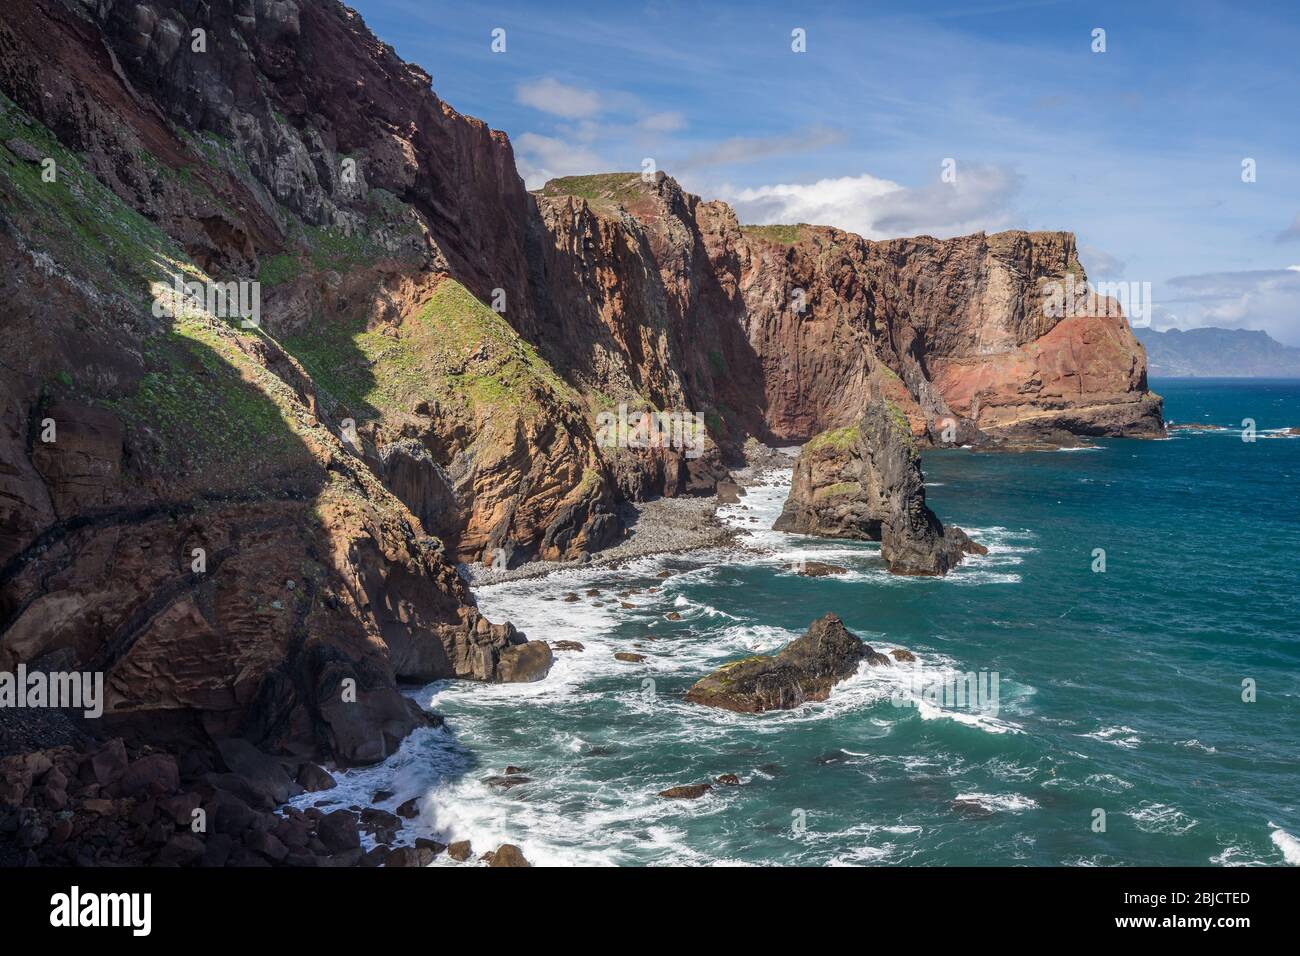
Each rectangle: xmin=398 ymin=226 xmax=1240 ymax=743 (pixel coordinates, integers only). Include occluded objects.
xmin=104 ymin=318 xmax=302 ymax=475
xmin=257 ymin=253 xmax=302 ymax=288
xmin=0 ymin=93 xmax=194 ymax=301
xmin=814 ymin=481 xmax=862 ymax=501
xmin=540 ymin=172 xmax=646 ymax=206
xmin=741 ymin=223 xmax=808 ymax=245
xmin=805 ymin=425 xmax=858 ymax=452
xmin=283 ymin=278 xmax=577 ymax=424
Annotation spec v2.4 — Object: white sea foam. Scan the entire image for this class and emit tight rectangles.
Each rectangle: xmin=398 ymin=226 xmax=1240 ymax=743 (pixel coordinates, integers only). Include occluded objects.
xmin=1127 ymin=802 xmax=1197 ymax=835
xmin=1269 ymin=825 xmax=1300 ymax=865
xmin=1076 ymin=725 xmax=1142 ymax=749
xmin=1210 ymin=845 xmax=1268 ymax=867
xmin=316 ymin=460 xmax=1050 ymax=865
xmin=953 ymin=792 xmax=1039 ymax=813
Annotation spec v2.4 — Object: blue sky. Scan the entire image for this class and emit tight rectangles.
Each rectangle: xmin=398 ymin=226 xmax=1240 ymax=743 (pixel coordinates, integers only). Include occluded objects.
xmin=349 ymin=0 xmax=1300 ymax=344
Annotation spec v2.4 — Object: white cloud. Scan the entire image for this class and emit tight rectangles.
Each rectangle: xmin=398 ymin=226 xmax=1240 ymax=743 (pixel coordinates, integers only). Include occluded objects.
xmin=723 ymin=173 xmax=899 ymax=237
xmin=1080 ymin=244 xmax=1126 ymax=279
xmin=515 ymin=78 xmax=602 ymax=119
xmin=1160 ymin=268 xmax=1300 ymax=346
xmin=514 ymin=132 xmax=607 ymax=190
xmin=639 ymin=111 xmax=686 ymax=133
xmin=720 ymin=164 xmax=1021 ymax=240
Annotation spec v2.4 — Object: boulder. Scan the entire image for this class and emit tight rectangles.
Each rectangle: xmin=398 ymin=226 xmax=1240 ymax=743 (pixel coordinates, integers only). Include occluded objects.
xmin=685 ymin=613 xmax=889 ymax=713
xmin=487 ymin=843 xmax=530 ymax=867
xmin=383 ymin=846 xmax=422 ymax=867
xmin=658 ymin=784 xmax=712 ymax=799
xmin=89 ymin=740 xmax=128 ymax=787
xmin=484 ymin=775 xmax=531 ymax=790
xmin=316 ymin=810 xmax=361 ymax=853
xmin=117 ymin=754 xmax=180 ymax=797
xmin=296 ymin=763 xmax=336 ymax=792
xmin=447 ymin=840 xmax=473 ymax=862
xmin=497 ymin=640 xmax=553 ymax=682
xmin=796 ymin=561 xmax=848 ymax=577
xmin=217 ymin=738 xmax=296 ymax=805
xmin=414 ymin=837 xmax=447 ymax=855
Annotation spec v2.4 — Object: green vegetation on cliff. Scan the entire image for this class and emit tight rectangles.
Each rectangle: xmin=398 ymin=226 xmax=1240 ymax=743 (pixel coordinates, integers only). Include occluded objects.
xmin=284 ymin=278 xmax=578 ymax=425
xmin=805 ymin=425 xmax=858 ymax=452
xmin=541 ymin=172 xmax=645 ymax=205
xmin=0 ymin=93 xmax=188 ymax=300
xmin=0 ymin=96 xmax=325 ymax=486
xmin=741 ymin=223 xmax=809 ymax=245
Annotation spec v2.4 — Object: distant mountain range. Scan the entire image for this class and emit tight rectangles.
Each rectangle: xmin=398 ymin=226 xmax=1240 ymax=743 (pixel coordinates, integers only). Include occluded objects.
xmin=1136 ymin=327 xmax=1300 ymax=377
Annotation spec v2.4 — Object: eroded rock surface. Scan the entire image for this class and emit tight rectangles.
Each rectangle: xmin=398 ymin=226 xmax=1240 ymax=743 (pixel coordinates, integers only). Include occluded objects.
xmin=774 ymin=394 xmax=986 ymax=575
xmin=685 ymin=613 xmax=890 ymax=713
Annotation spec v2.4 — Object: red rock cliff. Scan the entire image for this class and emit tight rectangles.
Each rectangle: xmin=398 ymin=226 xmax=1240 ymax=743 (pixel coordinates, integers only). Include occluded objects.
xmin=0 ymin=0 xmax=1161 ymax=773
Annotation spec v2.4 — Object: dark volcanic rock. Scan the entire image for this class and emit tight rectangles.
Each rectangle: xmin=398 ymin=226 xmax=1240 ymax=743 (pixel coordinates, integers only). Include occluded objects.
xmin=217 ymin=739 xmax=296 ymax=805
xmin=796 ymin=561 xmax=848 ymax=577
xmin=685 ymin=613 xmax=889 ymax=713
xmin=297 ymin=763 xmax=337 ymax=793
xmin=658 ymin=784 xmax=712 ymax=799
xmin=774 ymin=394 xmax=984 ymax=575
xmin=316 ymin=810 xmax=362 ymax=853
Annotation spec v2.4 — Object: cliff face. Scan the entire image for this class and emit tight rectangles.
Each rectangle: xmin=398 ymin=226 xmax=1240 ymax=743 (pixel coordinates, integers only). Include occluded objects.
xmin=700 ymin=222 xmax=1163 ymax=445
xmin=0 ymin=0 xmax=1161 ymax=774
xmin=0 ymin=0 xmax=554 ymax=772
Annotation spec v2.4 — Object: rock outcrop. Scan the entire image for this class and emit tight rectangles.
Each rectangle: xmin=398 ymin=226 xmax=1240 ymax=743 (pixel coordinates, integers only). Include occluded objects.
xmin=774 ymin=392 xmax=986 ymax=575
xmin=685 ymin=613 xmax=890 ymax=713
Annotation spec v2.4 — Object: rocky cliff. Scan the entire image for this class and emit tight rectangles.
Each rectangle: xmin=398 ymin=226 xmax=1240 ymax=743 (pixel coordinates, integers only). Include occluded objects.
xmin=0 ymin=0 xmax=558 ymax=777
xmin=0 ymin=0 xmax=1162 ymax=842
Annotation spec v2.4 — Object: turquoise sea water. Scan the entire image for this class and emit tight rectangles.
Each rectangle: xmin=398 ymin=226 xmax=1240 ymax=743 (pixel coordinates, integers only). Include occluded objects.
xmin=295 ymin=379 xmax=1300 ymax=866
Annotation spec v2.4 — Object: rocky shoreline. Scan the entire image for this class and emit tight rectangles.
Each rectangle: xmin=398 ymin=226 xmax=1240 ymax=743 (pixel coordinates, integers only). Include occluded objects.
xmin=466 ymin=445 xmax=799 ymax=587
xmin=465 ymin=494 xmax=738 ymax=587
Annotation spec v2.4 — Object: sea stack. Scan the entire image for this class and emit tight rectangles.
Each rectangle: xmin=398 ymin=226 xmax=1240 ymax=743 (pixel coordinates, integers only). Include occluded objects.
xmin=774 ymin=395 xmax=986 ymax=575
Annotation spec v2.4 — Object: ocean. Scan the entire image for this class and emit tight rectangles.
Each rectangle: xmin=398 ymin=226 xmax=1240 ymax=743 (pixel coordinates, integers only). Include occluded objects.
xmin=292 ymin=379 xmax=1300 ymax=866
